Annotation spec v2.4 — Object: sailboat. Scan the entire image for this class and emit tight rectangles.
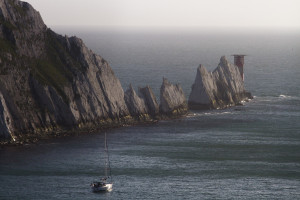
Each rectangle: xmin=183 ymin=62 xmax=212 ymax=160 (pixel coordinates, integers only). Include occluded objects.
xmin=91 ymin=133 xmax=113 ymax=192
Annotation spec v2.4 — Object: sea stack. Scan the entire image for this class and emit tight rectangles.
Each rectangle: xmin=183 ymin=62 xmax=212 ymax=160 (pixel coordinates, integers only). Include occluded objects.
xmin=139 ymin=86 xmax=159 ymax=116
xmin=124 ymin=84 xmax=150 ymax=120
xmin=0 ymin=0 xmax=189 ymax=144
xmin=160 ymin=78 xmax=188 ymax=116
xmin=188 ymin=56 xmax=252 ymax=110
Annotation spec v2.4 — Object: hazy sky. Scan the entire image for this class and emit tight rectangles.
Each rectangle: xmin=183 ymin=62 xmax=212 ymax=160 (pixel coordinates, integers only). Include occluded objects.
xmin=25 ymin=0 xmax=300 ymax=30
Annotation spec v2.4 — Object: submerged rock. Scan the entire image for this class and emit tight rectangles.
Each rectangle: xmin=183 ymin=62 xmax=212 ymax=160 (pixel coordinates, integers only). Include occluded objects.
xmin=188 ymin=56 xmax=252 ymax=109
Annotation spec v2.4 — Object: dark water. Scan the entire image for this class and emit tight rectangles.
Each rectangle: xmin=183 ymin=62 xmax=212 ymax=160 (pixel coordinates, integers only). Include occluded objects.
xmin=1 ymin=28 xmax=300 ymax=199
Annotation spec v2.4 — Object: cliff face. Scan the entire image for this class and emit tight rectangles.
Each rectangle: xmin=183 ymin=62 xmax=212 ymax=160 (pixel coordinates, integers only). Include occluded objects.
xmin=0 ymin=0 xmax=47 ymax=58
xmin=188 ymin=56 xmax=252 ymax=109
xmin=0 ymin=0 xmax=130 ymax=141
xmin=1 ymin=0 xmax=251 ymax=143
xmin=0 ymin=0 xmax=187 ymax=143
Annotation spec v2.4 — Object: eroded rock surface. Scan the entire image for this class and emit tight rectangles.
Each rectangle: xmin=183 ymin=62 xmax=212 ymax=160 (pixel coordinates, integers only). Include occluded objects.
xmin=0 ymin=0 xmax=131 ymax=141
xmin=160 ymin=78 xmax=188 ymax=116
xmin=0 ymin=0 xmax=188 ymax=143
xmin=189 ymin=56 xmax=252 ymax=109
xmin=1 ymin=1 xmax=252 ymax=144
xmin=139 ymin=86 xmax=159 ymax=116
xmin=124 ymin=84 xmax=148 ymax=118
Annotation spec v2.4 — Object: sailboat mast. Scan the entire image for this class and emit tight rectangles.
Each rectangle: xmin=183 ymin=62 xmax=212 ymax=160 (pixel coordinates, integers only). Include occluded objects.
xmin=104 ymin=133 xmax=112 ymax=181
xmin=104 ymin=133 xmax=108 ymax=178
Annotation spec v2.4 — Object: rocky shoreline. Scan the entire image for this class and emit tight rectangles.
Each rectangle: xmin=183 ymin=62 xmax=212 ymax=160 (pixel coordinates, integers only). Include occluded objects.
xmin=0 ymin=0 xmax=251 ymax=146
xmin=0 ymin=117 xmax=159 ymax=146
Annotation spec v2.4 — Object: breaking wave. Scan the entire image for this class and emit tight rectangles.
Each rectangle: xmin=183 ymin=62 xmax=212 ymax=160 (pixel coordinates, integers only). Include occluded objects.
xmin=279 ymin=94 xmax=292 ymax=98
xmin=253 ymin=94 xmax=300 ymax=103
xmin=187 ymin=111 xmax=234 ymax=118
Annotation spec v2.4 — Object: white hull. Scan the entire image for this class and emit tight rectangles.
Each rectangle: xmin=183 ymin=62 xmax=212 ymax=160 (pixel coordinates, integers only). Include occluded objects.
xmin=91 ymin=133 xmax=113 ymax=192
xmin=91 ymin=183 xmax=113 ymax=192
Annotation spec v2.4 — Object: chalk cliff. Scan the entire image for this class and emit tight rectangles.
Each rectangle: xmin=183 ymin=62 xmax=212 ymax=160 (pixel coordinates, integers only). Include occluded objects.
xmin=188 ymin=56 xmax=252 ymax=109
xmin=0 ymin=0 xmax=187 ymax=143
xmin=124 ymin=84 xmax=149 ymax=120
xmin=124 ymin=79 xmax=188 ymax=120
xmin=139 ymin=86 xmax=159 ymax=116
xmin=160 ymin=78 xmax=188 ymax=116
xmin=1 ymin=0 xmax=250 ymax=144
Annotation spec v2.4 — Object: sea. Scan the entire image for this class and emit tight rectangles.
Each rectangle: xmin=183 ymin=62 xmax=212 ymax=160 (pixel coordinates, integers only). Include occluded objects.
xmin=0 ymin=27 xmax=299 ymax=200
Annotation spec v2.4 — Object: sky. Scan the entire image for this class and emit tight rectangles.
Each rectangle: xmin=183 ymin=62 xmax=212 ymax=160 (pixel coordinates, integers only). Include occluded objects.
xmin=24 ymin=0 xmax=300 ymax=30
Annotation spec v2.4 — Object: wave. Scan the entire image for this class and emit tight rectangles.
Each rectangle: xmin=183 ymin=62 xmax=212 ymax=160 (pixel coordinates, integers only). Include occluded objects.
xmin=187 ymin=111 xmax=234 ymax=118
xmin=253 ymin=94 xmax=300 ymax=103
xmin=279 ymin=94 xmax=292 ymax=99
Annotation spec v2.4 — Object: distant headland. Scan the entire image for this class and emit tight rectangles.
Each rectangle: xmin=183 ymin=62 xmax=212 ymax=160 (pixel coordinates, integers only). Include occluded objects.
xmin=0 ymin=0 xmax=251 ymax=145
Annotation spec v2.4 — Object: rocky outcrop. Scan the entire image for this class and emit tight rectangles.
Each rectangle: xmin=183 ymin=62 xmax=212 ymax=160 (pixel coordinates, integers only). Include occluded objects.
xmin=0 ymin=90 xmax=14 ymax=139
xmin=0 ymin=0 xmax=133 ymax=142
xmin=124 ymin=84 xmax=148 ymax=119
xmin=139 ymin=86 xmax=159 ymax=116
xmin=124 ymin=79 xmax=188 ymax=120
xmin=0 ymin=0 xmax=188 ymax=143
xmin=188 ymin=56 xmax=252 ymax=109
xmin=2 ymin=1 xmax=252 ymax=144
xmin=160 ymin=78 xmax=188 ymax=116
xmin=0 ymin=0 xmax=47 ymax=58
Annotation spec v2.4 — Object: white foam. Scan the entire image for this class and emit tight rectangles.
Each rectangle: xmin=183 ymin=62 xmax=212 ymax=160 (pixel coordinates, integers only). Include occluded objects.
xmin=253 ymin=95 xmax=300 ymax=104
xmin=279 ymin=94 xmax=291 ymax=98
xmin=186 ymin=113 xmax=201 ymax=118
xmin=279 ymin=94 xmax=300 ymax=100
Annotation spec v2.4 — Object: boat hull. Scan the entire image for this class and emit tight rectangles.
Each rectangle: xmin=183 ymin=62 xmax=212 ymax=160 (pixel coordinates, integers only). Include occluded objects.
xmin=91 ymin=183 xmax=113 ymax=192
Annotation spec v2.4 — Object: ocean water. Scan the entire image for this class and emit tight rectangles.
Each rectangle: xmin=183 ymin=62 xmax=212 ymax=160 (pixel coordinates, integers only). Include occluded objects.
xmin=0 ymin=28 xmax=300 ymax=199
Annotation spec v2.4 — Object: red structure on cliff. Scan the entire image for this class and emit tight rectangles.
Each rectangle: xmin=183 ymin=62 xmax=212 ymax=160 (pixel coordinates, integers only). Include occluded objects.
xmin=232 ymin=55 xmax=246 ymax=81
